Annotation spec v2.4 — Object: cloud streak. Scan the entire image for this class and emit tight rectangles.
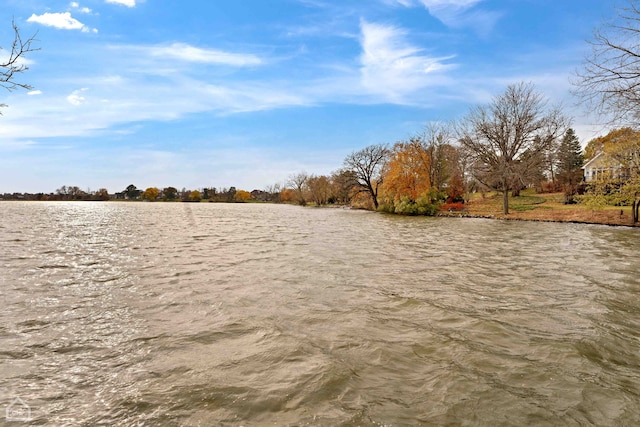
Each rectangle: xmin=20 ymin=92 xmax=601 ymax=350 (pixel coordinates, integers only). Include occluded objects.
xmin=386 ymin=0 xmax=500 ymax=33
xmin=27 ymin=12 xmax=97 ymax=33
xmin=359 ymin=20 xmax=456 ymax=103
xmin=105 ymin=0 xmax=136 ymax=7
xmin=147 ymin=43 xmax=263 ymax=66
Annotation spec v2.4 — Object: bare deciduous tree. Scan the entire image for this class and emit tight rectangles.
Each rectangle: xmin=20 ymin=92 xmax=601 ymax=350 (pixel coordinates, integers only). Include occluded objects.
xmin=574 ymin=0 xmax=640 ymax=125
xmin=288 ymin=171 xmax=309 ymax=205
xmin=420 ymin=122 xmax=457 ymax=192
xmin=458 ymin=82 xmax=569 ymax=214
xmin=330 ymin=169 xmax=357 ymax=205
xmin=343 ymin=144 xmax=389 ymax=209
xmin=1 ymin=20 xmax=38 ymax=110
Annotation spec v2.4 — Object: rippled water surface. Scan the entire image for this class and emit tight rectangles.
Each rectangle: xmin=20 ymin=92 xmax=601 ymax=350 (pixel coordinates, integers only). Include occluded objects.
xmin=1 ymin=201 xmax=640 ymax=426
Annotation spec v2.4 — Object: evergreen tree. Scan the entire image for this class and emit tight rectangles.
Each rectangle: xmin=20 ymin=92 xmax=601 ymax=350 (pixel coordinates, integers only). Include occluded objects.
xmin=557 ymin=128 xmax=584 ymax=175
xmin=556 ymin=128 xmax=584 ymax=203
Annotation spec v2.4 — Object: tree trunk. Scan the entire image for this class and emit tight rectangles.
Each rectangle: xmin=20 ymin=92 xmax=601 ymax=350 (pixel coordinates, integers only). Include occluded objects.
xmin=502 ymin=189 xmax=509 ymax=215
xmin=633 ymin=198 xmax=639 ymax=223
xmin=368 ymin=185 xmax=379 ymax=210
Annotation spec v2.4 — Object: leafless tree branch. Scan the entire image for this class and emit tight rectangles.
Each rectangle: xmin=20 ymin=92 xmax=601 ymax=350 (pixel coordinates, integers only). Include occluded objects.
xmin=1 ymin=19 xmax=39 ymax=92
xmin=573 ymin=0 xmax=640 ymax=125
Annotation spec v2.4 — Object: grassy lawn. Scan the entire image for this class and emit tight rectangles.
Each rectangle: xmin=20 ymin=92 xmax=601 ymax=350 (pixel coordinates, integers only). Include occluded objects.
xmin=462 ymin=189 xmax=637 ymax=226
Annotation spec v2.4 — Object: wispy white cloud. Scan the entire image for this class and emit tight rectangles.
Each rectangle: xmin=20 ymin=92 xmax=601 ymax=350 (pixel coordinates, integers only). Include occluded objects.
xmin=0 ymin=67 xmax=309 ymax=143
xmin=419 ymin=0 xmax=482 ymax=9
xmin=419 ymin=0 xmax=483 ymax=24
xmin=27 ymin=12 xmax=97 ymax=33
xmin=385 ymin=0 xmax=500 ymax=33
xmin=359 ymin=20 xmax=456 ymax=103
xmin=147 ymin=43 xmax=263 ymax=66
xmin=384 ymin=0 xmax=481 ymax=13
xmin=27 ymin=90 xmax=42 ymax=96
xmin=105 ymin=0 xmax=136 ymax=7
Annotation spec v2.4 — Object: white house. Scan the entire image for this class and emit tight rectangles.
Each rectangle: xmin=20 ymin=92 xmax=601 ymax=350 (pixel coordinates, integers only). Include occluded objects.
xmin=582 ymin=152 xmax=628 ymax=182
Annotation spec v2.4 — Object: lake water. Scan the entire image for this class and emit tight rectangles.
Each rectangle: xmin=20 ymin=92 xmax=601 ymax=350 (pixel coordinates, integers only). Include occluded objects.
xmin=1 ymin=201 xmax=640 ymax=425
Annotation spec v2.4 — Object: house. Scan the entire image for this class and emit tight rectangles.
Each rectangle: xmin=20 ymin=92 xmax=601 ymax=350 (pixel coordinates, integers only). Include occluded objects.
xmin=250 ymin=189 xmax=269 ymax=201
xmin=582 ymin=152 xmax=629 ymax=182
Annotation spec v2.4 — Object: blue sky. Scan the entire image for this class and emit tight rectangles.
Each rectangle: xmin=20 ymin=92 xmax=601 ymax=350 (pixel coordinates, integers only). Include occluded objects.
xmin=0 ymin=0 xmax=616 ymax=193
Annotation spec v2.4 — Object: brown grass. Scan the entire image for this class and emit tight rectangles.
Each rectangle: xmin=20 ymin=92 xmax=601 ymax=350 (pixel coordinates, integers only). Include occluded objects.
xmin=440 ymin=191 xmax=639 ymax=227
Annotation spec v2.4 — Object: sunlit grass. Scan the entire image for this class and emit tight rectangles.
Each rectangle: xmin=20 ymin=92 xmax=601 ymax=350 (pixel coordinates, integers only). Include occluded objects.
xmin=463 ymin=189 xmax=636 ymax=226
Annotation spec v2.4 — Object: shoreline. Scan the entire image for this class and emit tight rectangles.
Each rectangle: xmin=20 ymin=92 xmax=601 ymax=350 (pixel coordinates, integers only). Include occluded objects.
xmin=436 ymin=211 xmax=640 ymax=228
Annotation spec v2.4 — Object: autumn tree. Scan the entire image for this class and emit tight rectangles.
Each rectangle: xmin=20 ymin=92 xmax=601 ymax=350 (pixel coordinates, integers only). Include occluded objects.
xmin=307 ymin=175 xmax=332 ymax=205
xmin=604 ymin=128 xmax=640 ymax=179
xmin=585 ymin=127 xmax=640 ymax=175
xmin=189 ymin=190 xmax=202 ymax=201
xmin=142 ymin=187 xmax=159 ymax=201
xmin=343 ymin=144 xmax=389 ymax=209
xmin=458 ymin=82 xmax=568 ymax=214
xmin=280 ymin=188 xmax=296 ymax=203
xmin=584 ymin=136 xmax=605 ymax=162
xmin=380 ymin=140 xmax=431 ymax=203
xmin=581 ymin=127 xmax=640 ymax=211
xmin=447 ymin=172 xmax=465 ymax=203
xmin=379 ymin=139 xmax=441 ymax=215
xmin=234 ymin=189 xmax=252 ymax=202
xmin=574 ymin=1 xmax=640 ymax=125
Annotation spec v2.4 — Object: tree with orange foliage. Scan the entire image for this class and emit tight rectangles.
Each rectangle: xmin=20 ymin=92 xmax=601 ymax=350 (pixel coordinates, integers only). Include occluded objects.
xmin=584 ymin=128 xmax=636 ymax=161
xmin=381 ymin=140 xmax=431 ymax=203
xmin=279 ymin=188 xmax=296 ymax=203
xmin=234 ymin=189 xmax=252 ymax=202
xmin=307 ymin=174 xmax=332 ymax=205
xmin=585 ymin=128 xmax=640 ymax=178
xmin=378 ymin=140 xmax=441 ymax=215
xmin=142 ymin=187 xmax=159 ymax=201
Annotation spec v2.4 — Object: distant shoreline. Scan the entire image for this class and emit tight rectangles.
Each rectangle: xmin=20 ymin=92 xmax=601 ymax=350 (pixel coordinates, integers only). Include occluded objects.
xmin=2 ymin=195 xmax=639 ymax=228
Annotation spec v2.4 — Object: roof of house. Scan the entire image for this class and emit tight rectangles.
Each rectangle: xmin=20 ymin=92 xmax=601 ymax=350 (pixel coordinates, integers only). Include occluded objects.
xmin=582 ymin=151 xmax=623 ymax=170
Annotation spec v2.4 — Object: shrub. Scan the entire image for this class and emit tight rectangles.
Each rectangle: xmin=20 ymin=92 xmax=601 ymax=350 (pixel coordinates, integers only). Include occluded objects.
xmin=439 ymin=202 xmax=466 ymax=212
xmin=379 ymin=195 xmax=439 ymax=216
xmin=582 ymin=179 xmax=640 ymax=206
